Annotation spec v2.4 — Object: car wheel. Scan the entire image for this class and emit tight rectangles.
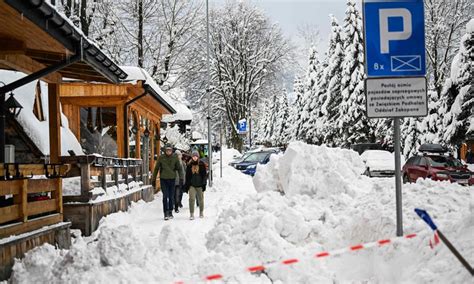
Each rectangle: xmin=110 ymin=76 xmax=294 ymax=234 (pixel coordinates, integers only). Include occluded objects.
xmin=403 ymin=174 xmax=409 ymax=184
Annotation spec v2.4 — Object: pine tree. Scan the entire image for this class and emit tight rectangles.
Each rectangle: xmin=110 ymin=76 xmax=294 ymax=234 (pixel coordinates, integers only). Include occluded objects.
xmin=402 ymin=118 xmax=423 ymax=158
xmin=298 ymin=47 xmax=322 ymax=144
xmin=338 ymin=0 xmax=372 ymax=145
xmin=440 ymin=19 xmax=474 ymax=146
xmin=319 ymin=15 xmax=345 ymax=146
xmin=273 ymin=90 xmax=290 ymax=146
xmin=287 ymin=76 xmax=305 ymax=141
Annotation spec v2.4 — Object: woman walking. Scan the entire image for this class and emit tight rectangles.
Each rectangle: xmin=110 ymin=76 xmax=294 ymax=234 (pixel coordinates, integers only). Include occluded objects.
xmin=174 ymin=150 xmax=186 ymax=213
xmin=184 ymin=151 xmax=207 ymax=220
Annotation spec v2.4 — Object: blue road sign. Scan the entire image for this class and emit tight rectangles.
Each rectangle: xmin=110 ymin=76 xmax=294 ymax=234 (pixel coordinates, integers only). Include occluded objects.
xmin=363 ymin=0 xmax=425 ymax=77
xmin=237 ymin=119 xmax=247 ymax=134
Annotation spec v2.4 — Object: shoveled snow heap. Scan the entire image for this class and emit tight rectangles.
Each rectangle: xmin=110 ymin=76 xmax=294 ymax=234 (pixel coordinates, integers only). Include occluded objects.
xmin=10 ymin=142 xmax=473 ymax=283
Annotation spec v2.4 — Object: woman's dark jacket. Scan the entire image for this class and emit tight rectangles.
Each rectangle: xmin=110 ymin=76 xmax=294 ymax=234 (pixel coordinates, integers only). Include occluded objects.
xmin=184 ymin=161 xmax=207 ymax=192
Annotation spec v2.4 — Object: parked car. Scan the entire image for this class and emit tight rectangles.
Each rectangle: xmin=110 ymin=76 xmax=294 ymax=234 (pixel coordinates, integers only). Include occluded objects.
xmin=351 ymin=143 xmax=384 ymax=155
xmin=360 ymin=150 xmax=405 ymax=177
xmin=233 ymin=151 xmax=276 ymax=176
xmin=229 ymin=148 xmax=279 ymax=168
xmin=402 ymin=144 xmax=474 ymax=185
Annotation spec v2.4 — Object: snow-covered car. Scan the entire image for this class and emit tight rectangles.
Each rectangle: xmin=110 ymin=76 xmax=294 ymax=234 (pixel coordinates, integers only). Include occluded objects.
xmin=360 ymin=150 xmax=404 ymax=177
xmin=234 ymin=151 xmax=276 ymax=176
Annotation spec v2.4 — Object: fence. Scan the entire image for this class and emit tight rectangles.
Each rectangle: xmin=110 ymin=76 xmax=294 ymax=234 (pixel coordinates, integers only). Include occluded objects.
xmin=0 ymin=163 xmax=69 ymax=238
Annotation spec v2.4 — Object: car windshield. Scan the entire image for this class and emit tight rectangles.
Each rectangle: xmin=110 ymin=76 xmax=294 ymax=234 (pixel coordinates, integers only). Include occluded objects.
xmin=243 ymin=152 xmax=269 ymax=163
xmin=428 ymin=156 xmax=463 ymax=167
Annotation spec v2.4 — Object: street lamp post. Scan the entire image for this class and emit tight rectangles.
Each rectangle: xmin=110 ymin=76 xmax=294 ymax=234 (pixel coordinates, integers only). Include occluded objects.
xmin=206 ymin=0 xmax=213 ymax=187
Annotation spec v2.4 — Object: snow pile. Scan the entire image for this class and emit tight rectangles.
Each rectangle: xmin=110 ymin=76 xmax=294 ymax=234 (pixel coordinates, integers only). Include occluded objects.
xmin=205 ymin=143 xmax=473 ymax=283
xmin=253 ymin=141 xmax=365 ymax=197
xmin=9 ymin=143 xmax=473 ymax=283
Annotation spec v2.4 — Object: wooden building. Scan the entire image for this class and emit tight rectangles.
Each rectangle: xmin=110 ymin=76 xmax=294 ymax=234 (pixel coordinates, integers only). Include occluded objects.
xmin=0 ymin=0 xmax=129 ymax=279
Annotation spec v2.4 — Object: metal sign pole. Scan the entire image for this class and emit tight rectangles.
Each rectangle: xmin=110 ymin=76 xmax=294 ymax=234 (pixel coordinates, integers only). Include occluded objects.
xmin=394 ymin=118 xmax=403 ymax=236
xmin=220 ymin=119 xmax=223 ymax=178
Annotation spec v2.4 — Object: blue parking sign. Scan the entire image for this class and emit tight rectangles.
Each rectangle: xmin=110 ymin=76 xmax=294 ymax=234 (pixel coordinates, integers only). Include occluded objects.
xmin=237 ymin=119 xmax=247 ymax=134
xmin=363 ymin=0 xmax=425 ymax=77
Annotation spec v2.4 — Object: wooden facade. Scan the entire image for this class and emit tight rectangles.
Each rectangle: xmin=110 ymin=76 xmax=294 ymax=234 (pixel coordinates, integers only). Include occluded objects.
xmin=0 ymin=0 xmax=128 ymax=279
xmin=59 ymin=81 xmax=170 ymax=172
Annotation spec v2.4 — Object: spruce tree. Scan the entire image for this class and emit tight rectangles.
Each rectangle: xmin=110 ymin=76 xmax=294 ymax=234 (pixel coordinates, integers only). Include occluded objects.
xmin=319 ymin=15 xmax=345 ymax=146
xmin=299 ymin=47 xmax=322 ymax=144
xmin=338 ymin=0 xmax=372 ymax=145
xmin=440 ymin=19 xmax=474 ymax=146
xmin=287 ymin=76 xmax=305 ymax=141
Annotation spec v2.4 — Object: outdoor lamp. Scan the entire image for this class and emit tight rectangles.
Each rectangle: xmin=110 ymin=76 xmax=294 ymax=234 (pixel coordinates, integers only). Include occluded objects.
xmin=5 ymin=92 xmax=22 ymax=117
xmin=143 ymin=127 xmax=150 ymax=137
xmin=131 ymin=125 xmax=138 ymax=134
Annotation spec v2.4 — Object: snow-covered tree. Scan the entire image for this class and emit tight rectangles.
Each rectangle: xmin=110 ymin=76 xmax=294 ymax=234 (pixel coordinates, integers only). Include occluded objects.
xmin=319 ymin=15 xmax=345 ymax=146
xmin=402 ymin=118 xmax=423 ymax=158
xmin=272 ymin=90 xmax=290 ymax=146
xmin=58 ymin=0 xmax=203 ymax=91
xmin=183 ymin=1 xmax=291 ymax=150
xmin=440 ymin=19 xmax=474 ymax=146
xmin=425 ymin=0 xmax=473 ymax=97
xmin=299 ymin=47 xmax=323 ymax=144
xmin=286 ymin=76 xmax=305 ymax=141
xmin=338 ymin=0 xmax=372 ymax=145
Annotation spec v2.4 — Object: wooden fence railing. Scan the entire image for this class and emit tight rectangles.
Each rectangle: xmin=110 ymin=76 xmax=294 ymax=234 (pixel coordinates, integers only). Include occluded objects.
xmin=61 ymin=156 xmax=144 ymax=203
xmin=0 ymin=163 xmax=70 ymax=238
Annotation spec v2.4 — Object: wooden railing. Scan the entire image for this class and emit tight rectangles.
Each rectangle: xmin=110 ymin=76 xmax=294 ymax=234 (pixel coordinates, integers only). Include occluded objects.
xmin=0 ymin=163 xmax=70 ymax=238
xmin=61 ymin=156 xmax=144 ymax=203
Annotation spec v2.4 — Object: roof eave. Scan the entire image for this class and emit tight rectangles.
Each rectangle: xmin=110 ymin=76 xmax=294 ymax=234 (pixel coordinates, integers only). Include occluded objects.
xmin=5 ymin=0 xmax=127 ymax=83
xmin=143 ymin=84 xmax=176 ymax=114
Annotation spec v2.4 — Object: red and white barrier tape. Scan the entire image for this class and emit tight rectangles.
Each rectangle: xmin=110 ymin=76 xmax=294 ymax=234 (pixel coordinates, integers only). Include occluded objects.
xmin=174 ymin=233 xmax=421 ymax=283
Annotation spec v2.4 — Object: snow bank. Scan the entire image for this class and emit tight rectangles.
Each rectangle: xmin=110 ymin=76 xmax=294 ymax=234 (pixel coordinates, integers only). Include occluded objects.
xmin=206 ymin=142 xmax=473 ymax=283
xmin=253 ymin=141 xmax=365 ymax=197
xmin=9 ymin=142 xmax=473 ymax=283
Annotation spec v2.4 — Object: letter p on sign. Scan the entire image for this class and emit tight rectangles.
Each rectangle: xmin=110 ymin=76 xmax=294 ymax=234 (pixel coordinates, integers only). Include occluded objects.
xmin=379 ymin=8 xmax=412 ymax=54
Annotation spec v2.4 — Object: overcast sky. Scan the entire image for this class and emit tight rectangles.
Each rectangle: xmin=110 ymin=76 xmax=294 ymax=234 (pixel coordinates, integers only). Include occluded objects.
xmin=210 ymin=0 xmax=349 ymax=59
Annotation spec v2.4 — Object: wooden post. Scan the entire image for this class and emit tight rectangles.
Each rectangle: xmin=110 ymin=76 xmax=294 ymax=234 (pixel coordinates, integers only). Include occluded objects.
xmin=51 ymin=178 xmax=63 ymax=215
xmin=80 ymin=163 xmax=91 ymax=200
xmin=116 ymin=105 xmax=125 ymax=158
xmin=13 ymin=179 xmax=28 ymax=222
xmin=48 ymin=83 xmax=61 ymax=163
xmin=150 ymin=125 xmax=155 ymax=173
xmin=101 ymin=166 xmax=107 ymax=190
xmin=113 ymin=167 xmax=119 ymax=187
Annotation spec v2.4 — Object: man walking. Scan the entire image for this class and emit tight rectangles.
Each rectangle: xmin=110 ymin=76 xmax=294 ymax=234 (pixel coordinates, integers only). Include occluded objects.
xmin=152 ymin=145 xmax=184 ymax=220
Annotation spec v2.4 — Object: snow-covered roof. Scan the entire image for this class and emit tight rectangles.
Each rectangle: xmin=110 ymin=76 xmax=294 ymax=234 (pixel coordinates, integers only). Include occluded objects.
xmin=120 ymin=66 xmax=177 ymax=114
xmin=0 ymin=70 xmax=84 ymax=156
xmin=162 ymin=101 xmax=193 ymax=123
xmin=192 ymin=131 xmax=203 ymax=140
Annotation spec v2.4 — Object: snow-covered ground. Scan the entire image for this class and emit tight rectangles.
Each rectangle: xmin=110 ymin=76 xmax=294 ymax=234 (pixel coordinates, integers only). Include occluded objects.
xmin=9 ymin=143 xmax=473 ymax=283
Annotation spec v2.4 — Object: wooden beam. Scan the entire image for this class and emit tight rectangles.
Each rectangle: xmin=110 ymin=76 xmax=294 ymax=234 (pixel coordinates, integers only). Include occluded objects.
xmin=51 ymin=179 xmax=63 ymax=215
xmin=0 ymin=214 xmax=62 ymax=238
xmin=0 ymin=38 xmax=26 ymax=55
xmin=61 ymin=104 xmax=80 ymax=140
xmin=48 ymin=84 xmax=61 ymax=163
xmin=0 ymin=180 xmax=22 ymax=196
xmin=116 ymin=105 xmax=125 ymax=158
xmin=60 ymin=97 xmax=127 ymax=107
xmin=0 ymin=54 xmax=62 ymax=84
xmin=134 ymin=112 xmax=141 ymax=159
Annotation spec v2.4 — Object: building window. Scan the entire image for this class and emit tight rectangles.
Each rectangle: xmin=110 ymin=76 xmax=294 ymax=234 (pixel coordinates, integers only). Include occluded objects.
xmin=80 ymin=107 xmax=117 ymax=156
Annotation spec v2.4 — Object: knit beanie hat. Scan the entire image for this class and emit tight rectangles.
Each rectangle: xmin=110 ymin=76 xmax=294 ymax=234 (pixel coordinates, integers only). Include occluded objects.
xmin=192 ymin=150 xmax=199 ymax=157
